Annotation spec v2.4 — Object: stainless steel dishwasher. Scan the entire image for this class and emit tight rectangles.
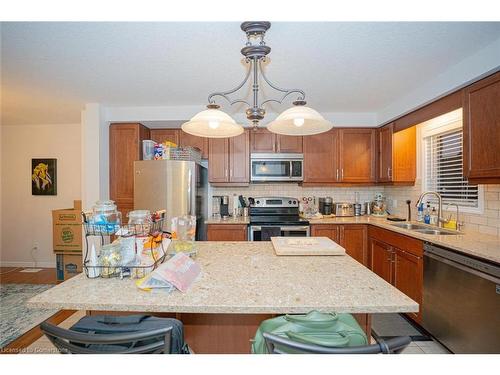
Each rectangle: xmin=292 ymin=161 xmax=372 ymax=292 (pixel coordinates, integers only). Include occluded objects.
xmin=422 ymin=243 xmax=500 ymax=353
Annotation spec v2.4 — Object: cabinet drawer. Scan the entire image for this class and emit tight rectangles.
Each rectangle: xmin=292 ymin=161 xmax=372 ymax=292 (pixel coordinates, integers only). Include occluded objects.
xmin=368 ymin=226 xmax=423 ymax=257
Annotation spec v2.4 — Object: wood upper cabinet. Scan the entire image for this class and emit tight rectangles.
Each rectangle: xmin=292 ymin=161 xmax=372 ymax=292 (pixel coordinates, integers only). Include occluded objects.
xmin=250 ymin=128 xmax=303 ymax=153
xmin=208 ymin=137 xmax=229 ymax=183
xmin=369 ymin=238 xmax=393 ymax=284
xmin=377 ymin=123 xmax=416 ymax=184
xmin=303 ymin=130 xmax=339 ymax=183
xmin=340 ymin=225 xmax=368 ymax=265
xmin=394 ymin=248 xmax=423 ymax=322
xmin=208 ymin=130 xmax=249 ymax=185
xmin=378 ymin=124 xmax=393 ymax=182
xmin=229 ymin=130 xmax=250 ymax=183
xmin=311 ymin=224 xmax=367 ymax=266
xmin=338 ymin=129 xmax=376 ymax=183
xmin=207 ymin=224 xmax=248 ymax=241
xmin=179 ymin=130 xmax=209 ymax=159
xmin=463 ymin=71 xmax=500 ymax=183
xmin=150 ymin=129 xmax=180 ymax=145
xmin=277 ymin=134 xmax=303 ymax=153
xmin=109 ymin=123 xmax=150 ymax=219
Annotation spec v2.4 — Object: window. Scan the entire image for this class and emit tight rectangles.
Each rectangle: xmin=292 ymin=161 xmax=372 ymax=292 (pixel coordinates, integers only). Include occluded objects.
xmin=422 ymin=110 xmax=482 ymax=213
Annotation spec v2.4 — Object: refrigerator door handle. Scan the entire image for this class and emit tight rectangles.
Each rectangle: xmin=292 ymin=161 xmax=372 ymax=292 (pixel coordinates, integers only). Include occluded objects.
xmin=188 ymin=168 xmax=193 ymax=215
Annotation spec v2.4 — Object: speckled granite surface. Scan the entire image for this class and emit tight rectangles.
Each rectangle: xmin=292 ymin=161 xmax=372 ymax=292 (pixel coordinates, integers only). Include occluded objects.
xmin=28 ymin=242 xmax=418 ymax=314
xmin=206 ymin=216 xmax=500 ymax=264
xmin=308 ymin=216 xmax=500 ymax=264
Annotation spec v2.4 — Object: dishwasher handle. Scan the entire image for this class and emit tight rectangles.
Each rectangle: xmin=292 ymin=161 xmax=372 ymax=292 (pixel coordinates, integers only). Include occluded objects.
xmin=424 ymin=249 xmax=500 ymax=284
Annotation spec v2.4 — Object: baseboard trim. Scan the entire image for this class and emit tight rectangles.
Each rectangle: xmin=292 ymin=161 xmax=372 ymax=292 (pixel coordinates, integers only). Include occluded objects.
xmin=0 ymin=261 xmax=55 ymax=268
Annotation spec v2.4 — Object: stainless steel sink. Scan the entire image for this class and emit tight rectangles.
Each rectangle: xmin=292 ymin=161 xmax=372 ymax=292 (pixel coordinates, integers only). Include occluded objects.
xmin=390 ymin=223 xmax=429 ymax=230
xmin=390 ymin=222 xmax=460 ymax=235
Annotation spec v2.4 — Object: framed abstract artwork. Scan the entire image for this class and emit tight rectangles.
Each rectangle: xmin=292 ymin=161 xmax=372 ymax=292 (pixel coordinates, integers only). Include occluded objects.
xmin=32 ymin=158 xmax=57 ymax=196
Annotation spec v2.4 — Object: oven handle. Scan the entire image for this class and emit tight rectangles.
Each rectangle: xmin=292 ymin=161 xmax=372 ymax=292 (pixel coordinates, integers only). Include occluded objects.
xmin=250 ymin=225 xmax=309 ymax=231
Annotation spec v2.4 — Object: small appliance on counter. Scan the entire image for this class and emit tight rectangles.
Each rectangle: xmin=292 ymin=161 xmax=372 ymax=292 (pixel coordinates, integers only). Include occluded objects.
xmin=370 ymin=193 xmax=388 ymax=217
xmin=332 ymin=202 xmax=354 ymax=217
xmin=318 ymin=197 xmax=333 ymax=215
xmin=219 ymin=195 xmax=230 ymax=218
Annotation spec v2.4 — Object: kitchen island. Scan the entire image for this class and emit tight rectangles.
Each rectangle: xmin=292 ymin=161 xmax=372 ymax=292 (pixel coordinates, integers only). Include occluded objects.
xmin=29 ymin=242 xmax=418 ymax=353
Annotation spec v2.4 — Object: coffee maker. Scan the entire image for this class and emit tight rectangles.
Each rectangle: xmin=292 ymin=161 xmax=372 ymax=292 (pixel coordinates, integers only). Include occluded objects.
xmin=318 ymin=197 xmax=333 ymax=215
xmin=219 ymin=196 xmax=230 ymax=218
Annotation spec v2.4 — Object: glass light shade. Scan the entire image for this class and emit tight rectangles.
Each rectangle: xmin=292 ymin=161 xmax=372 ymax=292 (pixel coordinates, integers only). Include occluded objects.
xmin=181 ymin=108 xmax=244 ymax=138
xmin=267 ymin=106 xmax=333 ymax=136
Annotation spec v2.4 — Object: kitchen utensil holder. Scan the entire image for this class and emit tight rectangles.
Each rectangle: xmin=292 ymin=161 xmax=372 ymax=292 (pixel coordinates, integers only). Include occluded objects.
xmin=81 ymin=211 xmax=169 ymax=279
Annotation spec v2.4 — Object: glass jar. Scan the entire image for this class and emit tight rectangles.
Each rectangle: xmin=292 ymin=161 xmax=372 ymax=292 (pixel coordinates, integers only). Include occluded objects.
xmin=171 ymin=215 xmax=197 ymax=254
xmin=127 ymin=210 xmax=152 ymax=235
xmin=99 ymin=242 xmax=122 ymax=278
xmin=371 ymin=194 xmax=387 ymax=216
xmin=92 ymin=200 xmax=122 ymax=234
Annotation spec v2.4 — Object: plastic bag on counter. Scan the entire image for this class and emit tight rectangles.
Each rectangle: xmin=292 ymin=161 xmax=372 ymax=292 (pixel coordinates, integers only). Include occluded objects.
xmin=136 ymin=252 xmax=200 ymax=292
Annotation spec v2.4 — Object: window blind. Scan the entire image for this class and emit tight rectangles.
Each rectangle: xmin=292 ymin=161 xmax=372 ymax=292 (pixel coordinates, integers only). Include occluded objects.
xmin=424 ymin=129 xmax=478 ymax=208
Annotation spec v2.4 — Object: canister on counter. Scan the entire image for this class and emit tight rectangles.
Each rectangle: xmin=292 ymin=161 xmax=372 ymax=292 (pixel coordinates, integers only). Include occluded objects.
xmin=354 ymin=203 xmax=362 ymax=216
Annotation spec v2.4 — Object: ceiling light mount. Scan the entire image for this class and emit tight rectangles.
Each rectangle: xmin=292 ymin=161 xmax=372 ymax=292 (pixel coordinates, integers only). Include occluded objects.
xmin=182 ymin=21 xmax=333 ymax=138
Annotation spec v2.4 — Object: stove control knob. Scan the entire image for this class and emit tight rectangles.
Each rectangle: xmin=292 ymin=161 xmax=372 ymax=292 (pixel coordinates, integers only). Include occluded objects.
xmin=293 ymin=200 xmax=297 ymax=204
xmin=256 ymin=200 xmax=260 ymax=205
xmin=288 ymin=200 xmax=292 ymax=204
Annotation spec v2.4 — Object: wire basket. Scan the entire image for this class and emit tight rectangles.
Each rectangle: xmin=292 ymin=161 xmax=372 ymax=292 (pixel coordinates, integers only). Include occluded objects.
xmin=164 ymin=146 xmax=202 ymax=164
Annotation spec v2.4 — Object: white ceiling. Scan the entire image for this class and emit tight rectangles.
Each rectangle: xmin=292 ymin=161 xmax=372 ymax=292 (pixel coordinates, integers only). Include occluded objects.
xmin=2 ymin=22 xmax=500 ymax=125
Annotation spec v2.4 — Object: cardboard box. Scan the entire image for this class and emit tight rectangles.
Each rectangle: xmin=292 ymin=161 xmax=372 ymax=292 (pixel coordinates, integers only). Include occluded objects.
xmin=52 ymin=200 xmax=83 ymax=253
xmin=56 ymin=253 xmax=83 ymax=281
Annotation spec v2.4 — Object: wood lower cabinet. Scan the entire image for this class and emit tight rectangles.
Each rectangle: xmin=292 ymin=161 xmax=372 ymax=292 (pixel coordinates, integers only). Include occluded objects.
xmin=463 ymin=71 xmax=500 ymax=183
xmin=109 ymin=123 xmax=150 ymax=220
xmin=310 ymin=224 xmax=368 ymax=266
xmin=368 ymin=226 xmax=423 ymax=322
xmin=179 ymin=130 xmax=209 ymax=158
xmin=250 ymin=128 xmax=303 ymax=153
xmin=208 ymin=131 xmax=249 ymax=185
xmin=207 ymin=224 xmax=248 ymax=241
xmin=150 ymin=129 xmax=180 ymax=145
xmin=377 ymin=123 xmax=416 ymax=184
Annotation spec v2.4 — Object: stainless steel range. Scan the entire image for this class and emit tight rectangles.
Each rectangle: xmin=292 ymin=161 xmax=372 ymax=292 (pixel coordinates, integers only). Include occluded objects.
xmin=248 ymin=197 xmax=310 ymax=241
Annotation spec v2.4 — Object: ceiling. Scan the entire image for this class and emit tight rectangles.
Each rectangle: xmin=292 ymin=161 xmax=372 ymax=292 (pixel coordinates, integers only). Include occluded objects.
xmin=2 ymin=22 xmax=500 ymax=125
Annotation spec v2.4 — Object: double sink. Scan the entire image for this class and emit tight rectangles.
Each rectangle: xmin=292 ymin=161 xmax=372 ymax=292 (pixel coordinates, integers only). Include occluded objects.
xmin=390 ymin=222 xmax=460 ymax=236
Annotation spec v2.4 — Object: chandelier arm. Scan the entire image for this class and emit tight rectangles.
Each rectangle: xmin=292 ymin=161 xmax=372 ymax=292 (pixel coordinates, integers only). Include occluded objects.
xmin=261 ymin=89 xmax=306 ymax=107
xmin=258 ymin=59 xmax=306 ymax=100
xmin=207 ymin=59 xmax=253 ymax=105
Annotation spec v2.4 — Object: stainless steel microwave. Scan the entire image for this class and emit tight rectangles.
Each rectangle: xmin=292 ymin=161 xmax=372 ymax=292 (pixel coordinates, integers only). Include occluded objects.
xmin=250 ymin=153 xmax=303 ymax=182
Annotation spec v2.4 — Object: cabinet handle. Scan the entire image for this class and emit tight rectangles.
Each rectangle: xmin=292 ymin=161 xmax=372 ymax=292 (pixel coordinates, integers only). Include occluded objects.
xmin=341 ymin=169 xmax=344 ymax=180
xmin=230 ymin=169 xmax=233 ymax=178
xmin=387 ymin=167 xmax=392 ymax=179
xmin=336 ymin=169 xmax=339 ymax=181
xmin=225 ymin=169 xmax=228 ymax=178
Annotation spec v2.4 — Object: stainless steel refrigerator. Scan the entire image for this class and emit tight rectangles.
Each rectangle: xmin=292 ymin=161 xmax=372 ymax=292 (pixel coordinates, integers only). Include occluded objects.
xmin=133 ymin=160 xmax=208 ymax=240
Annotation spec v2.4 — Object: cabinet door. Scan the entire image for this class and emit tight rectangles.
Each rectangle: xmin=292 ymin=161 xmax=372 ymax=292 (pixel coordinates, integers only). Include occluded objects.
xmin=378 ymin=124 xmax=393 ymax=182
xmin=340 ymin=225 xmax=368 ymax=266
xmin=109 ymin=123 xmax=150 ymax=218
xmin=179 ymin=131 xmax=209 ymax=159
xmin=207 ymin=225 xmax=248 ymax=241
xmin=394 ymin=249 xmax=422 ymax=321
xmin=150 ymin=129 xmax=180 ymax=145
xmin=338 ymin=129 xmax=376 ymax=183
xmin=463 ymin=71 xmax=500 ymax=182
xmin=303 ymin=130 xmax=338 ymax=183
xmin=229 ymin=130 xmax=250 ymax=183
xmin=310 ymin=224 xmax=340 ymax=243
xmin=392 ymin=126 xmax=416 ymax=183
xmin=208 ymin=138 xmax=229 ymax=183
xmin=250 ymin=128 xmax=276 ymax=153
xmin=369 ymin=239 xmax=393 ymax=284
xmin=277 ymin=134 xmax=303 ymax=153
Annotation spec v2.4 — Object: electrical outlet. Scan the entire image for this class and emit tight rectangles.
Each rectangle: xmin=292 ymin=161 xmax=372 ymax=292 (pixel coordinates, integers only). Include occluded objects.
xmin=33 ymin=242 xmax=39 ymax=251
xmin=391 ymin=199 xmax=398 ymax=209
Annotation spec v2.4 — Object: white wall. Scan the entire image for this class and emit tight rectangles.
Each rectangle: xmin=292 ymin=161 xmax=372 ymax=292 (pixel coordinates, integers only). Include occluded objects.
xmin=0 ymin=123 xmax=82 ymax=267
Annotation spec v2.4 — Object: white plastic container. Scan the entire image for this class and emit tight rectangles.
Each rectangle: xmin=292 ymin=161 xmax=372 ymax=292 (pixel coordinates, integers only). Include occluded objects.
xmin=142 ymin=140 xmax=155 ymax=160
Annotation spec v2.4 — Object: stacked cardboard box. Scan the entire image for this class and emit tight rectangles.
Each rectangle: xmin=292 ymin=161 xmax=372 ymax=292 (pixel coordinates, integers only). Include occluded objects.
xmin=52 ymin=200 xmax=83 ymax=281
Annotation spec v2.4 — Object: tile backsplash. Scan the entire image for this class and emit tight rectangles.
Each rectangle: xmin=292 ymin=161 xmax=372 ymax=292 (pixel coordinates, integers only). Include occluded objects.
xmin=210 ymin=182 xmax=500 ymax=237
xmin=384 ymin=180 xmax=500 ymax=236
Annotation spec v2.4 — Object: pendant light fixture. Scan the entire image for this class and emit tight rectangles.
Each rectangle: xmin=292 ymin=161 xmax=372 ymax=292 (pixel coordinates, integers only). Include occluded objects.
xmin=182 ymin=22 xmax=333 ymax=138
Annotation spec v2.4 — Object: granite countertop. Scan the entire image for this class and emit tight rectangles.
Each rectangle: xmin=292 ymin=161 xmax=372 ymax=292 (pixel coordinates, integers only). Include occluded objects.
xmin=308 ymin=216 xmax=500 ymax=264
xmin=205 ymin=217 xmax=250 ymax=225
xmin=28 ymin=242 xmax=418 ymax=314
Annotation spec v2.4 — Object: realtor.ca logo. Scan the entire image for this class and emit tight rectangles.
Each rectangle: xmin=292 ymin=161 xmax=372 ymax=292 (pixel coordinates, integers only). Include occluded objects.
xmin=61 ymin=227 xmax=74 ymax=243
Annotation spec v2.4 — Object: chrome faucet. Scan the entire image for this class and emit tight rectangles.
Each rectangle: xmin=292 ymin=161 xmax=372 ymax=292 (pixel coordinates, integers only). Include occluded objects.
xmin=415 ymin=191 xmax=445 ymax=228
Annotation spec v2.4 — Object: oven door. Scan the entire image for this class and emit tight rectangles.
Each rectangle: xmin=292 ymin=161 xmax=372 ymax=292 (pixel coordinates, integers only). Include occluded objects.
xmin=249 ymin=225 xmax=310 ymax=241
